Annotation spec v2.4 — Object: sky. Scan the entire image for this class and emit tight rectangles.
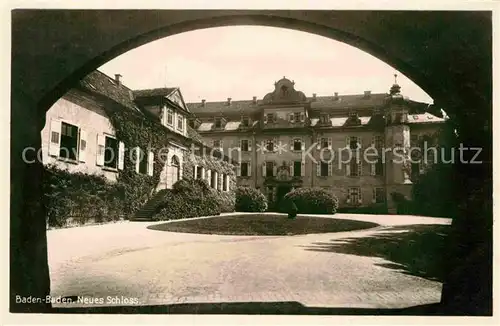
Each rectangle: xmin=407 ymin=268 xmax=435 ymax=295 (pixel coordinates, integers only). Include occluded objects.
xmin=100 ymin=26 xmax=433 ymax=104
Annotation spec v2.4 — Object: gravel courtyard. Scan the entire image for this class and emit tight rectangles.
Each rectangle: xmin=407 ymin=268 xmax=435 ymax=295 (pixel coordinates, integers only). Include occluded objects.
xmin=47 ymin=213 xmax=451 ymax=310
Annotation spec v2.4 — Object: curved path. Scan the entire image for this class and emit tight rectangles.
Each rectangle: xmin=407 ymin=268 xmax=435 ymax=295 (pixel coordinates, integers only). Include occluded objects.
xmin=47 ymin=213 xmax=451 ymax=310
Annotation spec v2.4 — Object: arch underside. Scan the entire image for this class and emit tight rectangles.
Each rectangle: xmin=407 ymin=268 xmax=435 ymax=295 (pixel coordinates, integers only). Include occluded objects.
xmin=10 ymin=10 xmax=492 ymax=315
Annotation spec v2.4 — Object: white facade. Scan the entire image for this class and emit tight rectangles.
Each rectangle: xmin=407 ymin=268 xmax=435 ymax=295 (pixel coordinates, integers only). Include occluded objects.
xmin=41 ymin=93 xmax=122 ymax=181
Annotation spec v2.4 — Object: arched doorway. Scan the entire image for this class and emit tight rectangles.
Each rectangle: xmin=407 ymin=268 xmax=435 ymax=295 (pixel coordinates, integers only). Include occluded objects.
xmin=170 ymin=155 xmax=180 ymax=187
xmin=10 ymin=10 xmax=492 ymax=314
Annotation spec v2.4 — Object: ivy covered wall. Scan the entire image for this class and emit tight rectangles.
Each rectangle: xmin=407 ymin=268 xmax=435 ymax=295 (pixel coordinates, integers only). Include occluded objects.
xmin=45 ymin=94 xmax=237 ymax=227
xmin=182 ymin=150 xmax=237 ymax=213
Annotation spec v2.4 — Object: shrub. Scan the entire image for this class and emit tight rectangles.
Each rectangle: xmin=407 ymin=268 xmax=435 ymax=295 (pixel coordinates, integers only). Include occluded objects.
xmin=234 ymin=186 xmax=267 ymax=212
xmin=154 ymin=179 xmax=221 ymax=220
xmin=391 ymin=192 xmax=415 ymax=215
xmin=43 ymin=165 xmax=126 ymax=227
xmin=284 ymin=187 xmax=338 ymax=214
xmin=288 ymin=201 xmax=298 ymax=219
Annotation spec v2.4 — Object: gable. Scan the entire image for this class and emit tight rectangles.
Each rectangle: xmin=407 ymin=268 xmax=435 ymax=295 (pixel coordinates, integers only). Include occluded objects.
xmin=167 ymin=89 xmax=189 ymax=113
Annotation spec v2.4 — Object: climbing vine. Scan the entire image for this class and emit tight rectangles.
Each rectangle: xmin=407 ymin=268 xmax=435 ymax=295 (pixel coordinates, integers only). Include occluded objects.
xmin=103 ymin=107 xmax=172 ymax=214
xmin=44 ymin=102 xmax=237 ymax=227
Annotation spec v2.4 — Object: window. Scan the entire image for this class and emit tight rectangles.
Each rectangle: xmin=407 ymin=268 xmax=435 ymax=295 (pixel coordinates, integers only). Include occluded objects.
xmin=266 ymin=139 xmax=275 ymax=152
xmin=59 ymin=122 xmax=79 ymax=160
xmin=266 ymin=161 xmax=274 ymax=177
xmin=373 ymin=135 xmax=383 ymax=149
xmin=293 ymin=161 xmax=302 ymax=177
xmin=350 ymin=160 xmax=359 ymax=177
xmin=241 ymin=117 xmax=250 ymax=127
xmin=214 ymin=118 xmax=222 ymax=129
xmin=240 ymin=162 xmax=249 ymax=177
xmin=294 ymin=112 xmax=301 ymax=122
xmin=167 ymin=109 xmax=173 ymax=125
xmin=348 ymin=187 xmax=361 ymax=204
xmin=375 ymin=157 xmax=384 ymax=176
xmin=104 ymin=136 xmax=119 ymax=169
xmin=241 ymin=139 xmax=249 ymax=152
xmin=171 ymin=156 xmax=180 ymax=185
xmin=320 ymin=137 xmax=329 ymax=149
xmin=213 ymin=140 xmax=221 ymax=149
xmin=320 ymin=114 xmax=330 ymax=124
xmin=211 ymin=170 xmax=217 ymax=189
xmin=223 ymin=174 xmax=229 ymax=191
xmin=320 ymin=162 xmax=329 ymax=177
xmin=196 ymin=166 xmax=203 ymax=179
xmin=266 ymin=113 xmax=274 ymax=123
xmin=410 ymin=134 xmax=419 ymax=147
xmin=374 ymin=188 xmax=385 ymax=204
xmin=350 ymin=136 xmax=359 ymax=149
xmin=293 ymin=138 xmax=302 ymax=151
xmin=138 ymin=148 xmax=148 ymax=174
xmin=177 ymin=115 xmax=183 ymax=130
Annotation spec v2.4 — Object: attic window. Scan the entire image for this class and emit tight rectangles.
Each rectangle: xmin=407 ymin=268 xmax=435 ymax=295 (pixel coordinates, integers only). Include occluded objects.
xmin=215 ymin=118 xmax=222 ymax=128
xmin=241 ymin=117 xmax=250 ymax=127
xmin=320 ymin=114 xmax=330 ymax=124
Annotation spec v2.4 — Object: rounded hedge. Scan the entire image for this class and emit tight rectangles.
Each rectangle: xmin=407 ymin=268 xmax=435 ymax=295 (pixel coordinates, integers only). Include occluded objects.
xmin=235 ymin=186 xmax=268 ymax=212
xmin=154 ymin=179 xmax=221 ymax=220
xmin=283 ymin=187 xmax=338 ymax=214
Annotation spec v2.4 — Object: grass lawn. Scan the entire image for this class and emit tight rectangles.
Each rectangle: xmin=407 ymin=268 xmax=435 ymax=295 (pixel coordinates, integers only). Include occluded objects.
xmin=147 ymin=214 xmax=379 ymax=236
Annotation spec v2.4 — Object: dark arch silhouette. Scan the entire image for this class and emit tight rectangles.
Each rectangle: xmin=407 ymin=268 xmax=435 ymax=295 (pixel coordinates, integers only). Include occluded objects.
xmin=11 ymin=10 xmax=492 ymax=315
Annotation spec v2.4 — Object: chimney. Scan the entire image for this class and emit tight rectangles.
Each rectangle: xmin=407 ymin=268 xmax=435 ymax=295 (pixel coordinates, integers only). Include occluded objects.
xmin=364 ymin=90 xmax=371 ymax=98
xmin=312 ymin=93 xmax=317 ymax=101
xmin=201 ymin=99 xmax=206 ymax=107
xmin=252 ymin=96 xmax=257 ymax=104
xmin=114 ymin=74 xmax=122 ymax=86
xmin=227 ymin=97 xmax=232 ymax=105
xmin=334 ymin=92 xmax=339 ymax=100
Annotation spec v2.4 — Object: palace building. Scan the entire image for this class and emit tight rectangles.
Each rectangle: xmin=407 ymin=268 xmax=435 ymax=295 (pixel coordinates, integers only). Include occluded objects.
xmin=187 ymin=77 xmax=445 ymax=212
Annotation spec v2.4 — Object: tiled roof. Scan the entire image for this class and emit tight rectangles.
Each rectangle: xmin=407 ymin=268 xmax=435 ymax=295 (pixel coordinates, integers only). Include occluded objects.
xmin=187 ymin=125 xmax=207 ymax=145
xmin=79 ymin=70 xmax=141 ymax=113
xmin=309 ymin=93 xmax=389 ymax=110
xmin=133 ymin=88 xmax=177 ymax=98
xmin=187 ymin=100 xmax=260 ymax=116
xmin=79 ymin=71 xmax=206 ymax=146
xmin=187 ymin=93 xmax=390 ymax=117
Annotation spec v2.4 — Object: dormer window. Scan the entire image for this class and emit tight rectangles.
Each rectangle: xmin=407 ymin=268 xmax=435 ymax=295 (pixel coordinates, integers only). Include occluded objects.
xmin=266 ymin=113 xmax=275 ymax=124
xmin=320 ymin=114 xmax=330 ymax=124
xmin=241 ymin=116 xmax=250 ymax=127
xmin=215 ymin=117 xmax=222 ymax=129
xmin=346 ymin=111 xmax=361 ymax=126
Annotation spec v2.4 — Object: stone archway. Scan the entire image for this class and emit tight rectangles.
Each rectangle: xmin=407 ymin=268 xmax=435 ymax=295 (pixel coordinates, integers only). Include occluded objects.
xmin=10 ymin=10 xmax=492 ymax=314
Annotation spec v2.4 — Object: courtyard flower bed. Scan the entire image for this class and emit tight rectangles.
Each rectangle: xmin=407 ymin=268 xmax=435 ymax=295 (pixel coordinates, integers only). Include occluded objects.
xmin=147 ymin=213 xmax=379 ymax=236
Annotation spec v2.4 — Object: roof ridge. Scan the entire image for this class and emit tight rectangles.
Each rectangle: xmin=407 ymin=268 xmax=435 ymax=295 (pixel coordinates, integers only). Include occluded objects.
xmin=93 ymin=69 xmax=134 ymax=92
